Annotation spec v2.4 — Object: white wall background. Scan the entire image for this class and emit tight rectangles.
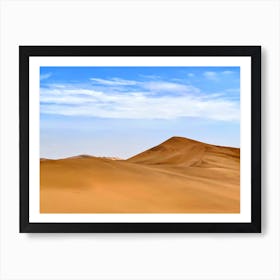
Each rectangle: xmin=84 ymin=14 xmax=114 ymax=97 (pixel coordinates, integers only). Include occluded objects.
xmin=0 ymin=0 xmax=279 ymax=279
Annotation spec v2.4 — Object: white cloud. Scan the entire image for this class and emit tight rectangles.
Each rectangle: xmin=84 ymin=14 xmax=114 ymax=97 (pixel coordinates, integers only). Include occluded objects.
xmin=203 ymin=71 xmax=219 ymax=81
xmin=222 ymin=70 xmax=234 ymax=75
xmin=142 ymin=81 xmax=200 ymax=94
xmin=203 ymin=70 xmax=236 ymax=81
xmin=187 ymin=73 xmax=195 ymax=77
xmin=90 ymin=77 xmax=137 ymax=86
xmin=40 ymin=83 xmax=239 ymax=122
xmin=40 ymin=72 xmax=52 ymax=81
xmin=139 ymin=74 xmax=161 ymax=79
xmin=90 ymin=78 xmax=200 ymax=95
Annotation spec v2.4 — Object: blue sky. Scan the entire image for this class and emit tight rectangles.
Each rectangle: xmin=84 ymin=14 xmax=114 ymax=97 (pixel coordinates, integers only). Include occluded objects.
xmin=40 ymin=66 xmax=240 ymax=159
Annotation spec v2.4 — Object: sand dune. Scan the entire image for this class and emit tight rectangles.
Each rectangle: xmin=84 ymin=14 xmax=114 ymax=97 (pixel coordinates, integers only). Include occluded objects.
xmin=40 ymin=136 xmax=240 ymax=213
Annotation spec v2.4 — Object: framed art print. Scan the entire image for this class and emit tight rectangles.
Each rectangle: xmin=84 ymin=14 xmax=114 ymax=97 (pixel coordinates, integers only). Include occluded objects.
xmin=19 ymin=46 xmax=261 ymax=233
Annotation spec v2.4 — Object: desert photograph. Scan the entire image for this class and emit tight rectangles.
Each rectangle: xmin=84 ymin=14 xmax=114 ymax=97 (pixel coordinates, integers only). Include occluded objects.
xmin=40 ymin=66 xmax=240 ymax=213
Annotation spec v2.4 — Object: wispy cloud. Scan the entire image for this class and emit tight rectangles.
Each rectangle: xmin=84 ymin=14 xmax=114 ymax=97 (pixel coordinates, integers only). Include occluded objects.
xmin=222 ymin=70 xmax=234 ymax=75
xmin=203 ymin=71 xmax=219 ymax=81
xmin=139 ymin=74 xmax=161 ymax=80
xmin=90 ymin=77 xmax=199 ymax=95
xmin=90 ymin=77 xmax=137 ymax=86
xmin=40 ymin=76 xmax=239 ymax=121
xmin=142 ymin=81 xmax=199 ymax=94
xmin=40 ymin=72 xmax=52 ymax=81
xmin=203 ymin=70 xmax=236 ymax=81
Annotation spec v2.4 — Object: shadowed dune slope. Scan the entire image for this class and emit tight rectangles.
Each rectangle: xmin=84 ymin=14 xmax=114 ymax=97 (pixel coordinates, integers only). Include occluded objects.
xmin=40 ymin=137 xmax=240 ymax=213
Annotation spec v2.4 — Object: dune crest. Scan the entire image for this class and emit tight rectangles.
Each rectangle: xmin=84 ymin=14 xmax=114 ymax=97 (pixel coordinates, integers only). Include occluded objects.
xmin=128 ymin=136 xmax=239 ymax=168
xmin=40 ymin=136 xmax=240 ymax=213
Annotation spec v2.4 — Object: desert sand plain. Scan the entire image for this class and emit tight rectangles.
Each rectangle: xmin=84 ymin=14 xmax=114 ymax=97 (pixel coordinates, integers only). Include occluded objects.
xmin=40 ymin=136 xmax=240 ymax=213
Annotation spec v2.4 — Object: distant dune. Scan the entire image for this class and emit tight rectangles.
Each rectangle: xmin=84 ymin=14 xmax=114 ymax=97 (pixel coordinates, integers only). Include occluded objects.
xmin=40 ymin=137 xmax=240 ymax=213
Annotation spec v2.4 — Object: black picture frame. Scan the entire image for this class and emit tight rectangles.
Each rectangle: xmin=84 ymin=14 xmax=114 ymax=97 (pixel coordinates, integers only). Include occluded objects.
xmin=20 ymin=46 xmax=261 ymax=233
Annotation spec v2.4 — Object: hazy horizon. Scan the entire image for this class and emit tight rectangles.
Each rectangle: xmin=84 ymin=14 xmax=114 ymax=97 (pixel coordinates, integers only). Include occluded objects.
xmin=40 ymin=135 xmax=240 ymax=160
xmin=40 ymin=66 xmax=240 ymax=159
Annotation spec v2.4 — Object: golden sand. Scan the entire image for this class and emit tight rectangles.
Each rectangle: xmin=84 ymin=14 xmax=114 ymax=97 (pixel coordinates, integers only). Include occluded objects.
xmin=40 ymin=137 xmax=240 ymax=213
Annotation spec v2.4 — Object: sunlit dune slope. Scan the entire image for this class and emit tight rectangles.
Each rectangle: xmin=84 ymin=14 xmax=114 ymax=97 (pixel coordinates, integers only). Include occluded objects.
xmin=128 ymin=136 xmax=240 ymax=168
xmin=40 ymin=137 xmax=240 ymax=213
